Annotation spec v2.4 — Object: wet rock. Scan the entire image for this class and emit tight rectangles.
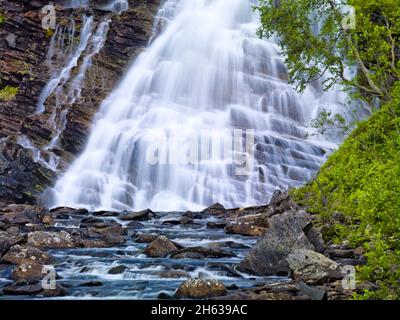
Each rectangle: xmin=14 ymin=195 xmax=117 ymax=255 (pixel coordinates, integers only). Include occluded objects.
xmin=268 ymin=190 xmax=300 ymax=215
xmin=296 ymin=282 xmax=327 ymax=300
xmin=206 ymin=221 xmax=226 ymax=229
xmin=41 ymin=283 xmax=69 ymax=297
xmin=11 ymin=262 xmax=45 ymax=282
xmin=154 ymin=269 xmax=189 ymax=279
xmin=201 ymin=203 xmax=226 ymax=217
xmin=41 ymin=215 xmax=55 ymax=225
xmin=180 ymin=216 xmax=194 ymax=225
xmin=287 ymin=249 xmax=341 ymax=284
xmin=161 ymin=220 xmax=181 ymax=225
xmin=120 ymin=209 xmax=155 ymax=221
xmin=225 ymin=208 xmax=280 ymax=237
xmin=27 ymin=230 xmax=75 ymax=249
xmin=0 ymin=140 xmax=56 ymax=205
xmin=325 ymin=249 xmax=356 ymax=259
xmin=4 ymin=225 xmax=20 ymax=236
xmin=335 ymin=258 xmax=366 ymax=266
xmin=2 ymin=283 xmax=43 ymax=295
xmin=127 ymin=221 xmax=145 ymax=229
xmin=239 ymin=210 xmax=314 ymax=275
xmin=92 ymin=211 xmax=120 ymax=217
xmin=158 ymin=292 xmax=175 ymax=300
xmin=183 ymin=211 xmax=203 ymax=219
xmin=0 ymin=204 xmax=48 ymax=225
xmin=0 ymin=232 xmax=27 ymax=256
xmin=100 ymin=233 xmax=125 ymax=245
xmin=228 ymin=213 xmax=270 ymax=227
xmin=225 ymin=224 xmax=267 ymax=236
xmin=171 ymin=247 xmax=235 ymax=259
xmin=304 ymin=225 xmax=325 ymax=253
xmin=108 ymin=265 xmax=127 ymax=275
xmin=134 ymin=233 xmax=159 ymax=243
xmin=175 ymin=278 xmax=227 ymax=299
xmin=81 ymin=217 xmax=104 ymax=225
xmin=143 ymin=236 xmax=178 ymax=258
xmin=207 ymin=241 xmax=250 ymax=249
xmin=78 ymin=280 xmax=103 ymax=287
xmin=1 ymin=244 xmax=54 ymax=265
xmin=50 ymin=207 xmax=89 ymax=217
xmin=73 ymin=237 xmax=110 ymax=248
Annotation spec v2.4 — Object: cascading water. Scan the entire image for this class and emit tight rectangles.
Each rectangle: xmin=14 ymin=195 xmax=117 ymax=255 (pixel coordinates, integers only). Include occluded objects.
xmin=26 ymin=2 xmax=119 ymax=171
xmin=50 ymin=0 xmax=347 ymax=212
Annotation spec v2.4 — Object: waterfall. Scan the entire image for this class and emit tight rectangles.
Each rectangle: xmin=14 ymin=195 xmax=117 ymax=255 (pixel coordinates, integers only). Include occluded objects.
xmin=50 ymin=0 xmax=346 ymax=212
xmin=28 ymin=11 xmax=112 ymax=171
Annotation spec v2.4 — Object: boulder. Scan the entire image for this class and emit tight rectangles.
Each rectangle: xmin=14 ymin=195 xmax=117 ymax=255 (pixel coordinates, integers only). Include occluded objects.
xmin=287 ymin=249 xmax=341 ymax=284
xmin=143 ymin=236 xmax=178 ymax=258
xmin=296 ymin=282 xmax=327 ymax=300
xmin=239 ymin=210 xmax=315 ymax=275
xmin=50 ymin=207 xmax=88 ymax=217
xmin=201 ymin=203 xmax=226 ymax=217
xmin=108 ymin=265 xmax=127 ymax=275
xmin=41 ymin=284 xmax=69 ymax=297
xmin=171 ymin=247 xmax=235 ymax=259
xmin=100 ymin=233 xmax=125 ymax=245
xmin=175 ymin=278 xmax=227 ymax=299
xmin=134 ymin=233 xmax=159 ymax=243
xmin=119 ymin=209 xmax=155 ymax=221
xmin=1 ymin=244 xmax=54 ymax=265
xmin=2 ymin=283 xmax=43 ymax=295
xmin=154 ymin=269 xmax=189 ymax=279
xmin=225 ymin=224 xmax=267 ymax=236
xmin=27 ymin=231 xmax=75 ymax=249
xmin=11 ymin=262 xmax=45 ymax=282
xmin=78 ymin=280 xmax=103 ymax=287
xmin=206 ymin=221 xmax=226 ymax=229
xmin=0 ymin=205 xmax=48 ymax=225
xmin=0 ymin=232 xmax=27 ymax=256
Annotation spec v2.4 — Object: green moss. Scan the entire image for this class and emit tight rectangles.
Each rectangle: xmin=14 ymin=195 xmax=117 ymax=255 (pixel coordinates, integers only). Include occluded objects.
xmin=44 ymin=28 xmax=54 ymax=38
xmin=0 ymin=85 xmax=19 ymax=101
xmin=292 ymin=82 xmax=400 ymax=299
xmin=0 ymin=14 xmax=6 ymax=26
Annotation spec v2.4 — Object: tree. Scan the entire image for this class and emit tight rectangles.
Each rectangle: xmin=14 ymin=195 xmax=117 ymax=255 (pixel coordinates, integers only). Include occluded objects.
xmin=256 ymin=0 xmax=400 ymax=110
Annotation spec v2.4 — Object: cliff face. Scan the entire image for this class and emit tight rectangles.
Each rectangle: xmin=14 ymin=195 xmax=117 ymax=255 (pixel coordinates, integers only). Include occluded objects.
xmin=0 ymin=0 xmax=159 ymax=205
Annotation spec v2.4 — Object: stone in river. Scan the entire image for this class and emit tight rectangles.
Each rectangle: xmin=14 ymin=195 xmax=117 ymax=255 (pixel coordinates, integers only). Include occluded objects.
xmin=175 ymin=278 xmax=227 ymax=299
xmin=143 ymin=236 xmax=178 ymax=258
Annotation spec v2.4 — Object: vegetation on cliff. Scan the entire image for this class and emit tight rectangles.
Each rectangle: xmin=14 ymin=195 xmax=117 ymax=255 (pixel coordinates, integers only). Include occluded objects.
xmin=0 ymin=85 xmax=18 ymax=101
xmin=257 ymin=0 xmax=400 ymax=299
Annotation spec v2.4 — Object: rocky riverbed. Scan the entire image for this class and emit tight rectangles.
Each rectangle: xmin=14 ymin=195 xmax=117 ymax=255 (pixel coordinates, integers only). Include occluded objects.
xmin=0 ymin=191 xmax=375 ymax=300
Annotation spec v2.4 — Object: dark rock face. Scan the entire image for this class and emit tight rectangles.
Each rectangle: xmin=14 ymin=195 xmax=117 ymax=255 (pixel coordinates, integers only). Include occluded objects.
xmin=239 ymin=210 xmax=315 ymax=275
xmin=0 ymin=138 xmax=56 ymax=204
xmin=0 ymin=0 xmax=160 ymax=205
xmin=286 ymin=249 xmax=341 ymax=284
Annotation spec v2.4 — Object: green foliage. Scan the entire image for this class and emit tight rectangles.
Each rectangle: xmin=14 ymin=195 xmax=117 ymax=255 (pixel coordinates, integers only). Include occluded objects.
xmin=256 ymin=0 xmax=400 ymax=106
xmin=0 ymin=85 xmax=19 ymax=101
xmin=310 ymin=109 xmax=351 ymax=136
xmin=292 ymin=82 xmax=400 ymax=299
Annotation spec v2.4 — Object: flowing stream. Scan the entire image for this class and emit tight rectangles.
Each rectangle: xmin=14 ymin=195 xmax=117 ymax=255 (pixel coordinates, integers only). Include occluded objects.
xmin=49 ymin=0 xmax=347 ymax=212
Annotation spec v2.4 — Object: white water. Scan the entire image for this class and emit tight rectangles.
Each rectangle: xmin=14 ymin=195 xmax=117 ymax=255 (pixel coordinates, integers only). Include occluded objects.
xmin=50 ymin=0 xmax=347 ymax=211
xmin=27 ymin=13 xmax=111 ymax=171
